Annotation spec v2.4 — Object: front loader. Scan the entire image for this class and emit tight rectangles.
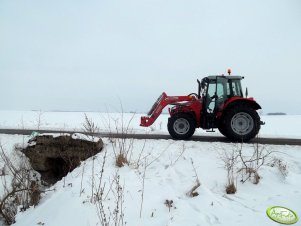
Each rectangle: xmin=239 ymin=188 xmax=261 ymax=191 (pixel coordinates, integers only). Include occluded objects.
xmin=140 ymin=72 xmax=264 ymax=142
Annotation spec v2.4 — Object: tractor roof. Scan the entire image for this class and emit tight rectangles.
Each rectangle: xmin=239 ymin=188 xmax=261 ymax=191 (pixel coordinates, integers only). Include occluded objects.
xmin=206 ymin=75 xmax=244 ymax=80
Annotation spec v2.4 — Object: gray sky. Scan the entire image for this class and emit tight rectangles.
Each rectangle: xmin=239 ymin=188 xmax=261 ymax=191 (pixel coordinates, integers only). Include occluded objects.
xmin=1 ymin=0 xmax=301 ymax=114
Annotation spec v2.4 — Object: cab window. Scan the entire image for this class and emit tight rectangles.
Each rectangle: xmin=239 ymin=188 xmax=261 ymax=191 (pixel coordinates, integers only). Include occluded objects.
xmin=227 ymin=79 xmax=243 ymax=97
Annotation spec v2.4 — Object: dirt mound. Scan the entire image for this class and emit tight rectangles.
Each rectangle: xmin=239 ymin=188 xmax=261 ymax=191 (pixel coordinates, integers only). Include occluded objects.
xmin=22 ymin=133 xmax=103 ymax=184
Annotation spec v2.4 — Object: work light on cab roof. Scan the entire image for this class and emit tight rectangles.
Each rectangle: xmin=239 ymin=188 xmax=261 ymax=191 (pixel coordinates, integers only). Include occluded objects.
xmin=140 ymin=70 xmax=264 ymax=142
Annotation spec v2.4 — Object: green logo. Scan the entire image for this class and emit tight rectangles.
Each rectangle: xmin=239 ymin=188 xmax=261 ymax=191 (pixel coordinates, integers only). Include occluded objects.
xmin=267 ymin=206 xmax=298 ymax=225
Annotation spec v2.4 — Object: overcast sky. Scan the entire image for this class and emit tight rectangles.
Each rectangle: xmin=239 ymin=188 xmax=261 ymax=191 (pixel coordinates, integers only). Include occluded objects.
xmin=1 ymin=0 xmax=301 ymax=114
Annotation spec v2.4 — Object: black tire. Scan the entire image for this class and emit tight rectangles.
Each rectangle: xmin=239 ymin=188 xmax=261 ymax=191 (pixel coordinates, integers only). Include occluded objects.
xmin=168 ymin=113 xmax=196 ymax=140
xmin=218 ymin=123 xmax=227 ymax=137
xmin=222 ymin=105 xmax=260 ymax=142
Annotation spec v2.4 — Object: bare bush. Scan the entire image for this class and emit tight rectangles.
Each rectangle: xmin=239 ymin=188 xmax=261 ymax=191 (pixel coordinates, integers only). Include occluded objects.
xmin=220 ymin=148 xmax=238 ymax=194
xmin=94 ymin=174 xmax=125 ymax=226
xmin=269 ymin=157 xmax=288 ymax=178
xmin=34 ymin=110 xmax=43 ymax=131
xmin=83 ymin=113 xmax=99 ymax=137
xmin=0 ymin=144 xmax=42 ymax=225
xmin=112 ymin=174 xmax=125 ymax=226
xmin=139 ymin=158 xmax=148 ymax=218
xmin=95 ymin=177 xmax=125 ymax=226
xmin=186 ymin=158 xmax=201 ymax=197
xmin=220 ymin=142 xmax=274 ymax=193
xmin=237 ymin=167 xmax=260 ymax=185
xmin=237 ymin=143 xmax=273 ymax=184
xmin=87 ymin=148 xmax=126 ymax=226
xmin=82 ymin=114 xmax=102 ymax=202
xmin=101 ymin=109 xmax=136 ymax=168
xmin=111 ymin=119 xmax=134 ymax=168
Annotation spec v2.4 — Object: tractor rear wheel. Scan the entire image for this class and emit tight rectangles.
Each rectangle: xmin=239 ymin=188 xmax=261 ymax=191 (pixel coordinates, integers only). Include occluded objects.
xmin=218 ymin=124 xmax=227 ymax=137
xmin=223 ymin=105 xmax=260 ymax=142
xmin=168 ymin=113 xmax=196 ymax=140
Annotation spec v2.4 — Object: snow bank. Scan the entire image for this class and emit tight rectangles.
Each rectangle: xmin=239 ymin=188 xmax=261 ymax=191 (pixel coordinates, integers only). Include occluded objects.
xmin=0 ymin=134 xmax=300 ymax=226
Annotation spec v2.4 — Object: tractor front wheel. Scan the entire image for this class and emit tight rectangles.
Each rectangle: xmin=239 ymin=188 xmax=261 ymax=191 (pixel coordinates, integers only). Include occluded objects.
xmin=168 ymin=113 xmax=196 ymax=140
xmin=223 ymin=105 xmax=260 ymax=142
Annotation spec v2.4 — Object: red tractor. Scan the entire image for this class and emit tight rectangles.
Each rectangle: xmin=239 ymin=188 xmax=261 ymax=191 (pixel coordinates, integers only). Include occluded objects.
xmin=140 ymin=72 xmax=264 ymax=141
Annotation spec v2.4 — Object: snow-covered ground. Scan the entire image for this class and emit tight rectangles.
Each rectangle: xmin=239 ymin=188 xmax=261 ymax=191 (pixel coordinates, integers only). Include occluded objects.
xmin=0 ymin=111 xmax=300 ymax=226
xmin=0 ymin=110 xmax=300 ymax=138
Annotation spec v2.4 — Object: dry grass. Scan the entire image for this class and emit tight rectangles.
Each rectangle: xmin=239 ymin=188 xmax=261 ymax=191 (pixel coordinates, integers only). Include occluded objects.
xmin=237 ymin=167 xmax=261 ymax=184
xmin=225 ymin=182 xmax=237 ymax=194
xmin=269 ymin=157 xmax=288 ymax=178
xmin=116 ymin=153 xmax=129 ymax=168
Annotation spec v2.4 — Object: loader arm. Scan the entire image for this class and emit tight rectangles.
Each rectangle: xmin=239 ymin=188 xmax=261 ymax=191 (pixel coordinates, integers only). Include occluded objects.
xmin=140 ymin=92 xmax=196 ymax=127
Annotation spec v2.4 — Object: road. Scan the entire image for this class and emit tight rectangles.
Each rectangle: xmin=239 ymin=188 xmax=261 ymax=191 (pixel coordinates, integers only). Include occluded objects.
xmin=0 ymin=129 xmax=301 ymax=146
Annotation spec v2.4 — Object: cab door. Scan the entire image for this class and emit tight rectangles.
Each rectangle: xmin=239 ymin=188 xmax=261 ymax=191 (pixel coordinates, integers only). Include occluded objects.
xmin=206 ymin=77 xmax=227 ymax=113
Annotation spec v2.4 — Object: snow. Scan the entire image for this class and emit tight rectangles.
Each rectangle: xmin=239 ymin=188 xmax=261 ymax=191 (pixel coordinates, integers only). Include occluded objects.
xmin=0 ymin=111 xmax=300 ymax=226
xmin=0 ymin=110 xmax=300 ymax=138
xmin=71 ymin=133 xmax=101 ymax=143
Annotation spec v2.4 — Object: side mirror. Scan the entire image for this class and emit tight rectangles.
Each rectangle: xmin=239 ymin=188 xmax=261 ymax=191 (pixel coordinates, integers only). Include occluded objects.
xmin=245 ymin=87 xmax=248 ymax=98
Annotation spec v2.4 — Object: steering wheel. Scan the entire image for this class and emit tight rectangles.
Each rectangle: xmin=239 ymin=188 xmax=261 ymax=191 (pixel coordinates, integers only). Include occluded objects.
xmin=210 ymin=94 xmax=218 ymax=100
xmin=188 ymin=93 xmax=199 ymax=98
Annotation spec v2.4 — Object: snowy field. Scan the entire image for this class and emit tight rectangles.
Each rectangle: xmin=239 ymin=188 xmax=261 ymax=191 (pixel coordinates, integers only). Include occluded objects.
xmin=0 ymin=110 xmax=301 ymax=138
xmin=0 ymin=111 xmax=300 ymax=226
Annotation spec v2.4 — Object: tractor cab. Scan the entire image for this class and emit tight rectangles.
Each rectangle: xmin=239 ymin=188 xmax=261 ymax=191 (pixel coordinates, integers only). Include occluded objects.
xmin=199 ymin=75 xmax=244 ymax=114
xmin=197 ymin=75 xmax=246 ymax=131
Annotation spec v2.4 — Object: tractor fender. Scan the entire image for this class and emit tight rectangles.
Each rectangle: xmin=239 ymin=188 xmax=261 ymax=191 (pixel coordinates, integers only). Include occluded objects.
xmin=169 ymin=101 xmax=201 ymax=126
xmin=225 ymin=98 xmax=261 ymax=110
xmin=218 ymin=98 xmax=261 ymax=120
